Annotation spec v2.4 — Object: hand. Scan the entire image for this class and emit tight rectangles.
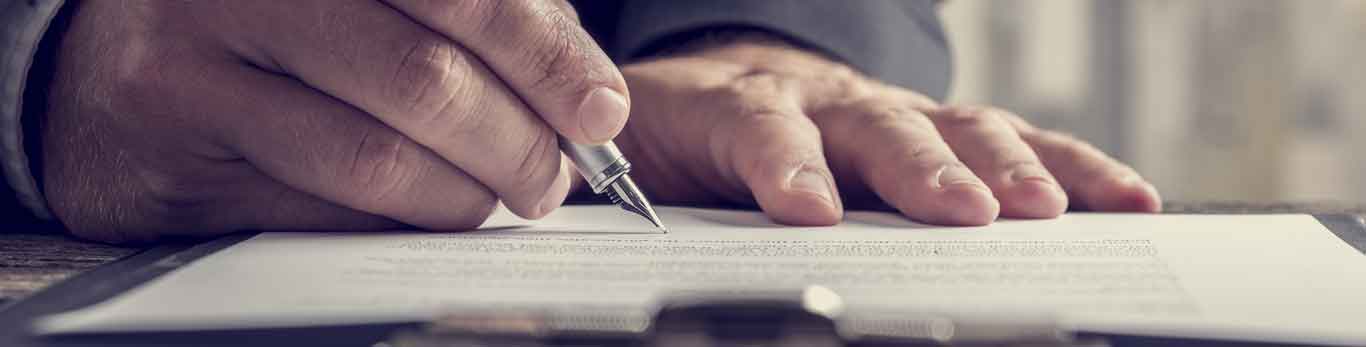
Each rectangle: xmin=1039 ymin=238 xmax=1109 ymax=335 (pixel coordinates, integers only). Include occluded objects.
xmin=42 ymin=0 xmax=629 ymax=242
xmin=615 ymin=38 xmax=1161 ymax=226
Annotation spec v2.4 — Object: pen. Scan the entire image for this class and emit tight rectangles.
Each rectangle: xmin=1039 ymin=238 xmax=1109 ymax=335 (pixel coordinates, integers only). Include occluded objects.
xmin=558 ymin=137 xmax=667 ymax=233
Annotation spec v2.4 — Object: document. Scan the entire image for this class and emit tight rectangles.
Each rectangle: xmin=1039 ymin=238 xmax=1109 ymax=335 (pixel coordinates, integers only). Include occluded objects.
xmin=36 ymin=206 xmax=1366 ymax=345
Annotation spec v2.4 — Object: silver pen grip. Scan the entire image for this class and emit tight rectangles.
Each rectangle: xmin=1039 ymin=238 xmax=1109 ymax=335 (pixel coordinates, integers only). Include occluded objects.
xmin=558 ymin=136 xmax=631 ymax=194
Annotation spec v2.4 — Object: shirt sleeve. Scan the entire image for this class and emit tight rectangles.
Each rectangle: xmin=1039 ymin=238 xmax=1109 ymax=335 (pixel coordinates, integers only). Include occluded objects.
xmin=0 ymin=0 xmax=66 ymax=221
xmin=607 ymin=0 xmax=953 ymax=101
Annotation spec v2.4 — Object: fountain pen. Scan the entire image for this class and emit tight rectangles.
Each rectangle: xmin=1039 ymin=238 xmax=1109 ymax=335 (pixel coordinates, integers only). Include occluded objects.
xmin=559 ymin=137 xmax=667 ymax=233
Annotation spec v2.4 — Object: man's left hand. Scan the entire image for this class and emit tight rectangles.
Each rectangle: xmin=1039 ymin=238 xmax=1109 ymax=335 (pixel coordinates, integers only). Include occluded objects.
xmin=613 ymin=38 xmax=1161 ymax=226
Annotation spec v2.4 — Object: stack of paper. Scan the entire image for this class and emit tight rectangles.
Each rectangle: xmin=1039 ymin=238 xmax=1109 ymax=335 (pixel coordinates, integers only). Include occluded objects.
xmin=36 ymin=206 xmax=1366 ymax=345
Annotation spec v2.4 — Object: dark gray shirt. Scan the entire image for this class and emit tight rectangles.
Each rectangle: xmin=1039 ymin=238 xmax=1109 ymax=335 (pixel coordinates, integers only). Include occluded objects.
xmin=573 ymin=0 xmax=951 ymax=100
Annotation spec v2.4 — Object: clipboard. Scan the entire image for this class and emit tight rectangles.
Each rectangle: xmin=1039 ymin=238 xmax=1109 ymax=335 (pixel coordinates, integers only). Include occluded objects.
xmin=2 ymin=213 xmax=1364 ymax=347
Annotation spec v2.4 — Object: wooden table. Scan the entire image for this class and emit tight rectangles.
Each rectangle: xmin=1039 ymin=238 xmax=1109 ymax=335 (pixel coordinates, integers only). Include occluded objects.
xmin=2 ymin=201 xmax=1363 ymax=307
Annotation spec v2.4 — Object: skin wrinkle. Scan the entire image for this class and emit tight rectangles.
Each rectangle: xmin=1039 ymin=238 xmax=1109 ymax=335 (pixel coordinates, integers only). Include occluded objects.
xmin=425 ymin=50 xmax=484 ymax=146
xmin=386 ymin=39 xmax=430 ymax=115
xmin=467 ymin=0 xmax=509 ymax=40
xmin=932 ymin=109 xmax=1046 ymax=179
xmin=707 ymin=105 xmax=798 ymax=198
xmin=703 ymin=112 xmax=750 ymax=203
xmin=839 ymin=103 xmax=980 ymax=214
xmin=707 ymin=73 xmax=803 ymax=197
xmin=391 ymin=41 xmax=468 ymax=128
xmin=314 ymin=1 xmax=363 ymax=75
xmin=848 ymin=109 xmax=945 ymax=171
xmin=212 ymin=3 xmax=278 ymax=72
xmin=291 ymin=99 xmax=316 ymax=178
xmin=509 ymin=127 xmax=558 ymax=204
xmin=522 ymin=3 xmax=584 ymax=96
xmin=347 ymin=129 xmax=374 ymax=197
xmin=729 ymin=114 xmax=815 ymax=189
xmin=357 ymin=134 xmax=409 ymax=210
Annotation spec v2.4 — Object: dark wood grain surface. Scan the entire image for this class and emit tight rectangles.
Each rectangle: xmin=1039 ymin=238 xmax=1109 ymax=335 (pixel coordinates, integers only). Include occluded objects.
xmin=1 ymin=201 xmax=1362 ymax=306
xmin=0 ymin=233 xmax=135 ymax=304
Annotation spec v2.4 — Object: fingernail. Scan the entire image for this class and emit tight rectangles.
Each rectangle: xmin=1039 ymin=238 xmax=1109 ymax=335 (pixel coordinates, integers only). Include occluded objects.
xmin=1009 ymin=164 xmax=1054 ymax=184
xmin=578 ymin=87 xmax=629 ymax=143
xmin=1141 ymin=183 xmax=1164 ymax=212
xmin=1118 ymin=174 xmax=1147 ymax=187
xmin=787 ymin=167 xmax=835 ymax=206
xmin=1122 ymin=176 xmax=1162 ymax=208
xmin=936 ymin=165 xmax=986 ymax=190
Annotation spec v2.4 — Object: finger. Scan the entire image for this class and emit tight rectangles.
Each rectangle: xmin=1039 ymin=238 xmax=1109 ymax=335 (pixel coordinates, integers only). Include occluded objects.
xmin=220 ymin=167 xmax=406 ymax=232
xmin=53 ymin=166 xmax=404 ymax=243
xmin=383 ymin=0 xmax=630 ymax=144
xmin=1020 ymin=128 xmax=1162 ymax=212
xmin=228 ymin=0 xmax=571 ymax=218
xmin=183 ymin=61 xmax=510 ymax=230
xmin=815 ymin=101 xmax=1000 ymax=226
xmin=40 ymin=137 xmax=403 ymax=242
xmin=708 ymin=83 xmax=842 ymax=226
xmin=930 ymin=106 xmax=1068 ymax=218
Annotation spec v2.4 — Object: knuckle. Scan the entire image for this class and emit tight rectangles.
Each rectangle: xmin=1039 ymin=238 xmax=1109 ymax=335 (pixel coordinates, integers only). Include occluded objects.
xmin=826 ymin=64 xmax=860 ymax=81
xmin=999 ymin=159 xmax=1046 ymax=172
xmin=943 ymin=104 xmax=1037 ymax=133
xmin=110 ymin=50 xmax=170 ymax=114
xmin=732 ymin=111 xmax=816 ymax=141
xmin=992 ymin=108 xmax=1037 ymax=132
xmin=715 ymin=110 xmax=810 ymax=167
xmin=854 ymin=103 xmax=936 ymax=133
xmin=710 ymin=74 xmax=797 ymax=116
xmin=451 ymin=192 xmax=499 ymax=230
xmin=935 ymin=105 xmax=1004 ymax=129
xmin=725 ymin=73 xmax=786 ymax=100
xmin=523 ymin=12 xmax=595 ymax=95
xmin=388 ymin=38 xmax=474 ymax=125
xmin=507 ymin=129 xmax=560 ymax=191
xmin=453 ymin=0 xmax=511 ymax=36
xmin=903 ymin=144 xmax=955 ymax=173
xmin=548 ymin=0 xmax=581 ymax=22
xmin=744 ymin=148 xmax=823 ymax=184
xmin=812 ymin=66 xmax=866 ymax=100
xmin=1040 ymin=130 xmax=1105 ymax=157
xmin=343 ymin=132 xmax=423 ymax=210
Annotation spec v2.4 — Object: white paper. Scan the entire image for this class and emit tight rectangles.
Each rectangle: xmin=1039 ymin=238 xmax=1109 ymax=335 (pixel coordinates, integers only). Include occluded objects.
xmin=35 ymin=206 xmax=1366 ymax=345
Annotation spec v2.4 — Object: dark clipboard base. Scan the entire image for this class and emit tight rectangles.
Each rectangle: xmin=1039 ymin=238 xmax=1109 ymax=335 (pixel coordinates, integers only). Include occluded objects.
xmin=2 ymin=214 xmax=1363 ymax=347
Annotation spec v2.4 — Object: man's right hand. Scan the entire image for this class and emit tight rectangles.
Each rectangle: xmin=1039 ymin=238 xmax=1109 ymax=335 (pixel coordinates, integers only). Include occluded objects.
xmin=41 ymin=0 xmax=628 ymax=242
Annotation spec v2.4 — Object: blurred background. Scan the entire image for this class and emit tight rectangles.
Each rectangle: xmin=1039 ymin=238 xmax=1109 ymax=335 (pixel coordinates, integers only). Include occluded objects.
xmin=940 ymin=0 xmax=1365 ymax=204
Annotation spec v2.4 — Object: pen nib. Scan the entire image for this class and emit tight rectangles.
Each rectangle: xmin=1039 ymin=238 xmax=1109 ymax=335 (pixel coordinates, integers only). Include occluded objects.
xmin=605 ymin=175 xmax=667 ymax=233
